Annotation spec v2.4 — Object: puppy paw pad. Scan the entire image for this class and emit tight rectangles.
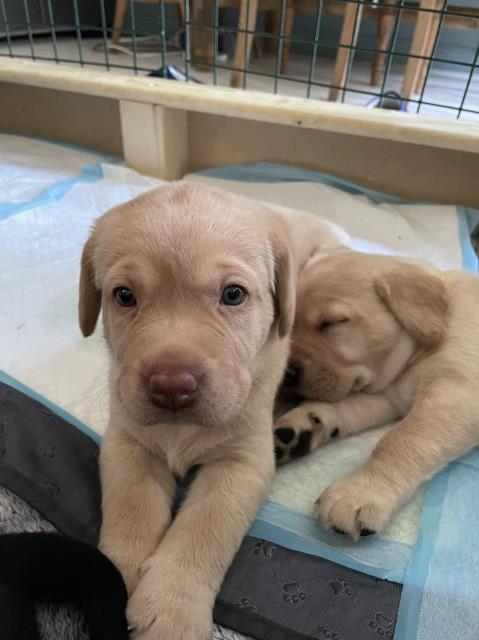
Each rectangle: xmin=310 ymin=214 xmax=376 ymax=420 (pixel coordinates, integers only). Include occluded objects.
xmin=275 ymin=427 xmax=296 ymax=444
xmin=290 ymin=430 xmax=312 ymax=458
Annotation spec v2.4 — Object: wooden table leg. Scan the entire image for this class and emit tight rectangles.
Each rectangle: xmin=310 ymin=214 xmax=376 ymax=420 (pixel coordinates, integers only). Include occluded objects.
xmin=230 ymin=0 xmax=259 ymax=87
xmin=328 ymin=0 xmax=364 ymax=101
xmin=414 ymin=0 xmax=442 ymax=94
xmin=111 ymin=0 xmax=129 ymax=45
xmin=190 ymin=0 xmax=216 ymax=70
xmin=401 ymin=0 xmax=442 ymax=100
xmin=370 ymin=0 xmax=398 ymax=86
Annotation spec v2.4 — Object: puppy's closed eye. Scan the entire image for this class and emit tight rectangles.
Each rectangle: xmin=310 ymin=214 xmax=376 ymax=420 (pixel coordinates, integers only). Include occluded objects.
xmin=318 ymin=317 xmax=350 ymax=333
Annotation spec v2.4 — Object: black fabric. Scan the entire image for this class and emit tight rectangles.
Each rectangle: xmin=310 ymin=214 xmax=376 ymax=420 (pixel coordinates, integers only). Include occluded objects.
xmin=0 ymin=380 xmax=402 ymax=640
xmin=172 ymin=464 xmax=202 ymax=516
xmin=0 ymin=532 xmax=129 ymax=640
xmin=0 ymin=580 xmax=40 ymax=640
xmin=0 ymin=382 xmax=101 ymax=546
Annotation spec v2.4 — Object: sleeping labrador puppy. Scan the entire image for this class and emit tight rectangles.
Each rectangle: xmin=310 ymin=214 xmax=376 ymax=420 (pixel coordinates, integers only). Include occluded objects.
xmin=274 ymin=248 xmax=479 ymax=539
xmin=78 ymin=182 xmax=302 ymax=640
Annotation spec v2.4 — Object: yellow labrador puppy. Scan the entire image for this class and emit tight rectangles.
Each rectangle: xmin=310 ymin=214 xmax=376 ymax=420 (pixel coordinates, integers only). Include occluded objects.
xmin=275 ymin=248 xmax=479 ymax=539
xmin=78 ymin=183 xmax=343 ymax=639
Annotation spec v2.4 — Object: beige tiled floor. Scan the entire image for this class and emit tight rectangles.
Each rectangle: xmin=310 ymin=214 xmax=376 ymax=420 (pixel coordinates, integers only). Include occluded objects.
xmin=1 ymin=34 xmax=478 ymax=121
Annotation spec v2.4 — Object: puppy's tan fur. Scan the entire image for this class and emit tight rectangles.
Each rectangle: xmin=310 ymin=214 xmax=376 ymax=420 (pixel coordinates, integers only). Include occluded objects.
xmin=276 ymin=248 xmax=479 ymax=538
xmin=79 ymin=182 xmax=344 ymax=639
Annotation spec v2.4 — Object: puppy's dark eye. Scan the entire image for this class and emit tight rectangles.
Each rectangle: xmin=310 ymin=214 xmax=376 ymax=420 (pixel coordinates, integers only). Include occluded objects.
xmin=114 ymin=287 xmax=137 ymax=308
xmin=221 ymin=285 xmax=247 ymax=306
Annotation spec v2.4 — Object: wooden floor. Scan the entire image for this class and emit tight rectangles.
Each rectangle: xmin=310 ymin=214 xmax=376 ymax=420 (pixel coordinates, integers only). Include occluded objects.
xmin=1 ymin=35 xmax=478 ymax=122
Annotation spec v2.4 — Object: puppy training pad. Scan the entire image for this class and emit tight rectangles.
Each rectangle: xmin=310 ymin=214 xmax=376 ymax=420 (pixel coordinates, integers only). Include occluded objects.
xmin=2 ymin=136 xmax=479 ymax=639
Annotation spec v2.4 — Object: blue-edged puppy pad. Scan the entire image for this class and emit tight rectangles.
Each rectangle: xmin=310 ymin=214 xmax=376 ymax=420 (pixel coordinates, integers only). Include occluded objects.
xmin=0 ymin=136 xmax=165 ymax=436
xmin=2 ymin=136 xmax=479 ymax=639
xmin=396 ymin=450 xmax=479 ymax=640
xmin=186 ymin=163 xmax=478 ymax=274
xmin=0 ymin=133 xmax=120 ymax=221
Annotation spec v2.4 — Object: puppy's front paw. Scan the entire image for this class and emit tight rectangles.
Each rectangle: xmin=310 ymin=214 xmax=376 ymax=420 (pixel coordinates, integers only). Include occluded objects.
xmin=127 ymin=566 xmax=213 ymax=640
xmin=314 ymin=472 xmax=399 ymax=540
xmin=274 ymin=403 xmax=340 ymax=464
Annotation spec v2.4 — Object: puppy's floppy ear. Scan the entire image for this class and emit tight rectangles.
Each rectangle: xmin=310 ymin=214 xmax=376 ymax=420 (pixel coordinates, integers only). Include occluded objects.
xmin=79 ymin=231 xmax=101 ymax=337
xmin=374 ymin=264 xmax=449 ymax=348
xmin=271 ymin=231 xmax=296 ymax=337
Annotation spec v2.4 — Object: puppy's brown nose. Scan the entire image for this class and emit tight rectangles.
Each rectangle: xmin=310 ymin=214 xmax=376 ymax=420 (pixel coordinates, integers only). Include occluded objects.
xmin=148 ymin=371 xmax=198 ymax=411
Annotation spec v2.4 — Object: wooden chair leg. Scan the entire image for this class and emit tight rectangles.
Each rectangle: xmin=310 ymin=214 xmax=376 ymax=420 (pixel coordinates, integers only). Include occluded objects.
xmin=328 ymin=0 xmax=364 ymax=101
xmin=280 ymin=0 xmax=295 ymax=75
xmin=370 ymin=0 xmax=397 ymax=86
xmin=401 ymin=0 xmax=442 ymax=100
xmin=230 ymin=0 xmax=259 ymax=87
xmin=111 ymin=0 xmax=129 ymax=45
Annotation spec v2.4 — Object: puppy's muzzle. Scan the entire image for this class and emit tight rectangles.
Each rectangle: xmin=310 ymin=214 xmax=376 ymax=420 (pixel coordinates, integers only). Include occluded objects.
xmin=148 ymin=370 xmax=198 ymax=411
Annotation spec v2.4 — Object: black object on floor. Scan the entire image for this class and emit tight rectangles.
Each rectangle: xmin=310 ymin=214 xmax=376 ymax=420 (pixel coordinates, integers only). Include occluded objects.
xmin=0 ymin=532 xmax=129 ymax=640
xmin=0 ymin=380 xmax=402 ymax=640
xmin=148 ymin=64 xmax=203 ymax=83
xmin=366 ymin=91 xmax=408 ymax=112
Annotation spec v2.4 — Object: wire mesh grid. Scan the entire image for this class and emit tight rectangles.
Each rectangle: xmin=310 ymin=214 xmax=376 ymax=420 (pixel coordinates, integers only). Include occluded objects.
xmin=0 ymin=0 xmax=478 ymax=121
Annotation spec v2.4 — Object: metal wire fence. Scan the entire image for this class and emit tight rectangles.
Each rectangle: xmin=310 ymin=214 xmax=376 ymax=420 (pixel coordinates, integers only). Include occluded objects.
xmin=0 ymin=0 xmax=478 ymax=120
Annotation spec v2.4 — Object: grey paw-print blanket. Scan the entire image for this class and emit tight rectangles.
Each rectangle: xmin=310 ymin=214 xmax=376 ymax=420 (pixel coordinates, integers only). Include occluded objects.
xmin=0 ymin=380 xmax=252 ymax=640
xmin=0 ymin=377 xmax=401 ymax=640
